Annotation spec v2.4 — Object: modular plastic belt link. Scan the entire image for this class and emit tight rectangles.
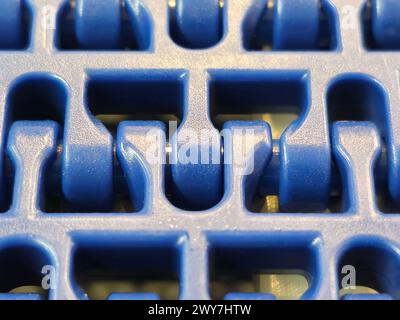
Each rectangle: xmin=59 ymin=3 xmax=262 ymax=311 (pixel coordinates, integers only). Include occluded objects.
xmin=58 ymin=0 xmax=332 ymax=212
xmin=1 ymin=114 xmax=391 ymax=209
xmin=63 ymin=0 xmax=332 ymax=212
xmin=1 ymin=124 xmax=391 ymax=205
xmin=3 ymin=121 xmax=329 ymax=211
xmin=1 ymin=117 xmax=390 ymax=299
xmin=2 ymin=0 xmax=400 ymax=300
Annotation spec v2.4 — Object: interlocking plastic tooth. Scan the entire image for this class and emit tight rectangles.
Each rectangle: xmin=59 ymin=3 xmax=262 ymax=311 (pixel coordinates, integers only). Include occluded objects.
xmin=371 ymin=0 xmax=400 ymax=49
xmin=6 ymin=121 xmax=59 ymax=214
xmin=273 ymin=0 xmax=321 ymax=50
xmin=243 ymin=0 xmax=339 ymax=51
xmin=223 ymin=121 xmax=273 ymax=211
xmin=116 ymin=121 xmax=167 ymax=212
xmin=0 ymin=0 xmax=29 ymax=49
xmin=58 ymin=0 xmax=152 ymax=50
xmin=170 ymin=126 xmax=223 ymax=211
xmin=125 ymin=0 xmax=153 ymax=50
xmin=169 ymin=0 xmax=224 ymax=49
xmin=75 ymin=0 xmax=122 ymax=49
xmin=331 ymin=122 xmax=382 ymax=213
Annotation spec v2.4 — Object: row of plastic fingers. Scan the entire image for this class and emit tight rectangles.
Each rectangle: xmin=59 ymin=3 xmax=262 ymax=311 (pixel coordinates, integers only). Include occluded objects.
xmin=2 ymin=0 xmax=400 ymax=50
xmin=1 ymin=71 xmax=398 ymax=215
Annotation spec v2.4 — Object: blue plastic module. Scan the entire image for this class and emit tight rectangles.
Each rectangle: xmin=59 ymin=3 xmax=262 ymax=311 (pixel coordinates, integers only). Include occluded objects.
xmin=0 ymin=0 xmax=400 ymax=300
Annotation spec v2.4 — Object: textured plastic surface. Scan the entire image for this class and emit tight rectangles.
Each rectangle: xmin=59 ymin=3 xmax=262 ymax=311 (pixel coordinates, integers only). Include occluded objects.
xmin=273 ymin=0 xmax=321 ymax=50
xmin=370 ymin=0 xmax=400 ymax=49
xmin=169 ymin=0 xmax=224 ymax=49
xmin=0 ymin=0 xmax=400 ymax=300
xmin=0 ymin=0 xmax=31 ymax=50
xmin=75 ymin=0 xmax=122 ymax=49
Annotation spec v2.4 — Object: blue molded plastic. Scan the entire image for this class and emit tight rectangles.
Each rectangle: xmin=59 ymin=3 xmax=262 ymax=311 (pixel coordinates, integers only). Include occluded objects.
xmin=169 ymin=0 xmax=225 ymax=49
xmin=242 ymin=0 xmax=341 ymax=51
xmin=342 ymin=294 xmax=393 ymax=300
xmin=108 ymin=293 xmax=160 ymax=300
xmin=224 ymin=293 xmax=276 ymax=300
xmin=274 ymin=0 xmax=321 ymax=50
xmin=0 ymin=0 xmax=31 ymax=49
xmin=0 ymin=0 xmax=399 ymax=300
xmin=75 ymin=0 xmax=122 ymax=49
xmin=370 ymin=0 xmax=400 ymax=49
xmin=57 ymin=0 xmax=153 ymax=50
xmin=0 ymin=293 xmax=45 ymax=300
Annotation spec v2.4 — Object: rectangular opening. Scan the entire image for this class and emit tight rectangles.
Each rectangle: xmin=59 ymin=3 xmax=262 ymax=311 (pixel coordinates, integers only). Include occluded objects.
xmin=0 ymin=242 xmax=55 ymax=300
xmin=86 ymin=71 xmax=186 ymax=137
xmin=209 ymin=71 xmax=307 ymax=139
xmin=208 ymin=234 xmax=321 ymax=300
xmin=72 ymin=235 xmax=184 ymax=300
xmin=338 ymin=239 xmax=400 ymax=300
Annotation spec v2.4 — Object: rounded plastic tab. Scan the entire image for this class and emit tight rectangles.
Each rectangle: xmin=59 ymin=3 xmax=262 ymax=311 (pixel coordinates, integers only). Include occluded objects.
xmin=273 ymin=0 xmax=320 ymax=50
xmin=371 ymin=0 xmax=400 ymax=49
xmin=170 ymin=0 xmax=223 ymax=49
xmin=0 ymin=0 xmax=24 ymax=48
xmin=75 ymin=0 xmax=121 ymax=49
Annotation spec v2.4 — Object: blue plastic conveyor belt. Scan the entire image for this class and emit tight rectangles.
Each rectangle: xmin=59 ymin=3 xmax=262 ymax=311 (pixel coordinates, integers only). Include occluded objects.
xmin=0 ymin=0 xmax=399 ymax=300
